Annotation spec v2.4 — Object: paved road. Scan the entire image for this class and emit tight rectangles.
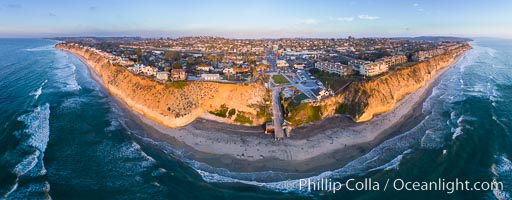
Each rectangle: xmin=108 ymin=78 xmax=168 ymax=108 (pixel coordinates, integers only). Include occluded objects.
xmin=271 ymin=87 xmax=284 ymax=140
xmin=266 ymin=50 xmax=277 ymax=72
xmin=280 ymin=73 xmax=317 ymax=100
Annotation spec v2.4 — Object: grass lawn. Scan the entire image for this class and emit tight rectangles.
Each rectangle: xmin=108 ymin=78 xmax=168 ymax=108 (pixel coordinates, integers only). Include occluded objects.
xmin=272 ymin=74 xmax=290 ymax=84
xmin=293 ymin=93 xmax=309 ymax=102
xmin=309 ymin=69 xmax=351 ymax=92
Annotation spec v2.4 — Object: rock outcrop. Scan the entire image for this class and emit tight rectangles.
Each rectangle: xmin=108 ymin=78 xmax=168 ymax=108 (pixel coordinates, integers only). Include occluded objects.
xmin=56 ymin=43 xmax=266 ymax=127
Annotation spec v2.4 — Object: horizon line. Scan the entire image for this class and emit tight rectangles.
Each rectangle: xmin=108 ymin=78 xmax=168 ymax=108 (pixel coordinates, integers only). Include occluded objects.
xmin=0 ymin=35 xmax=483 ymax=40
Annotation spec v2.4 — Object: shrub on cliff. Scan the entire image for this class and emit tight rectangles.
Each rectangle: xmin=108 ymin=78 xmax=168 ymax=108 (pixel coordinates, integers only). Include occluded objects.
xmin=234 ymin=112 xmax=253 ymax=125
xmin=284 ymin=101 xmax=322 ymax=126
xmin=165 ymin=81 xmax=188 ymax=89
xmin=209 ymin=104 xmax=229 ymax=118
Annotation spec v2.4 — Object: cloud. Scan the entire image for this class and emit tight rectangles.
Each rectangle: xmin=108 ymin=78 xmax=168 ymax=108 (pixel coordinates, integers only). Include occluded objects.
xmin=335 ymin=17 xmax=354 ymax=22
xmin=48 ymin=12 xmax=56 ymax=17
xmin=5 ymin=4 xmax=21 ymax=9
xmin=296 ymin=19 xmax=319 ymax=25
xmin=358 ymin=14 xmax=379 ymax=20
xmin=89 ymin=6 xmax=98 ymax=11
xmin=412 ymin=3 xmax=425 ymax=12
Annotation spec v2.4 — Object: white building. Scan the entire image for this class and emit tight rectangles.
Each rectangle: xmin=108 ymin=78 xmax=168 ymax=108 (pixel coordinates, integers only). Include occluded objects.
xmin=376 ymin=55 xmax=407 ymax=66
xmin=127 ymin=64 xmax=157 ymax=76
xmin=315 ymin=61 xmax=349 ymax=75
xmin=359 ymin=62 xmax=388 ymax=77
xmin=197 ymin=65 xmax=214 ymax=71
xmin=200 ymin=73 xmax=221 ymax=81
xmin=293 ymin=63 xmax=305 ymax=69
xmin=156 ymin=71 xmax=169 ymax=81
xmin=348 ymin=59 xmax=372 ymax=71
xmin=223 ymin=67 xmax=235 ymax=74
xmin=277 ymin=60 xmax=289 ymax=68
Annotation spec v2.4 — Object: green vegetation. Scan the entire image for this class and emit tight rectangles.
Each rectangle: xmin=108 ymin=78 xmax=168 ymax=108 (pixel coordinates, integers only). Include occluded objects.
xmin=263 ymin=90 xmax=271 ymax=103
xmin=209 ymin=104 xmax=229 ymax=118
xmin=164 ymin=51 xmax=181 ymax=61
xmin=256 ymin=105 xmax=272 ymax=122
xmin=235 ymin=112 xmax=253 ymax=125
xmin=389 ymin=62 xmax=417 ymax=71
xmin=284 ymin=101 xmax=322 ymax=126
xmin=293 ymin=93 xmax=309 ymax=102
xmin=172 ymin=62 xmax=183 ymax=69
xmin=165 ymin=81 xmax=188 ymax=89
xmin=335 ymin=103 xmax=349 ymax=114
xmin=136 ymin=48 xmax=142 ymax=63
xmin=309 ymin=68 xmax=350 ymax=92
xmin=228 ymin=108 xmax=236 ymax=118
xmin=272 ymin=74 xmax=290 ymax=84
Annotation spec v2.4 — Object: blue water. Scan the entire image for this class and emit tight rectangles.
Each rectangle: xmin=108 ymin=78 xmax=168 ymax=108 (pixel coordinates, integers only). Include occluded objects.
xmin=0 ymin=38 xmax=511 ymax=199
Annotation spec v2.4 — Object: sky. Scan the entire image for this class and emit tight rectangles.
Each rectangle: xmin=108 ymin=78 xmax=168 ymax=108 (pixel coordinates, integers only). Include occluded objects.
xmin=0 ymin=0 xmax=511 ymax=38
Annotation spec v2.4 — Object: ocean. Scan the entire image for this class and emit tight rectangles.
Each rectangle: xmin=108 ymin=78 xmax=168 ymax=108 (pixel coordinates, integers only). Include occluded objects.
xmin=0 ymin=38 xmax=510 ymax=199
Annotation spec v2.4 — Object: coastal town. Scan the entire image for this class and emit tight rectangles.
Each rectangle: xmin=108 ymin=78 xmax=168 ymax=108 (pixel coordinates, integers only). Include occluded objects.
xmin=55 ymin=36 xmax=470 ymax=140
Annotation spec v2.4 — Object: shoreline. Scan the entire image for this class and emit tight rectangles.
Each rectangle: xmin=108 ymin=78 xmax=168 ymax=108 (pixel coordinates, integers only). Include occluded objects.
xmin=66 ymin=47 xmax=466 ymax=175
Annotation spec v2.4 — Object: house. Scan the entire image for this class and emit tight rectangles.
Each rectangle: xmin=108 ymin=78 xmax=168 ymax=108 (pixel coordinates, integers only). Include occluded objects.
xmin=311 ymin=87 xmax=330 ymax=100
xmin=376 ymin=55 xmax=407 ymax=66
xmin=197 ymin=65 xmax=214 ymax=72
xmin=171 ymin=69 xmax=187 ymax=81
xmin=223 ymin=67 xmax=235 ymax=74
xmin=128 ymin=64 xmax=157 ymax=76
xmin=141 ymin=65 xmax=157 ymax=76
xmin=315 ymin=61 xmax=349 ymax=76
xmin=277 ymin=60 xmax=289 ymax=68
xmin=359 ymin=62 xmax=388 ymax=77
xmin=412 ymin=49 xmax=445 ymax=61
xmin=293 ymin=63 xmax=305 ymax=69
xmin=200 ymin=73 xmax=220 ymax=81
xmin=156 ymin=71 xmax=170 ymax=81
xmin=348 ymin=59 xmax=371 ymax=71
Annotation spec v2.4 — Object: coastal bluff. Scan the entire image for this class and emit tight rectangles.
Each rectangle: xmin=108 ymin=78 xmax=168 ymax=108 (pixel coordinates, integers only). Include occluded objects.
xmin=318 ymin=44 xmax=472 ymax=123
xmin=56 ymin=43 xmax=266 ymax=127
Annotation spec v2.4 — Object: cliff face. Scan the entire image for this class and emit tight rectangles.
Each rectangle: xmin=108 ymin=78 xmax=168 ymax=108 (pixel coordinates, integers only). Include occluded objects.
xmin=318 ymin=45 xmax=471 ymax=123
xmin=56 ymin=43 xmax=266 ymax=127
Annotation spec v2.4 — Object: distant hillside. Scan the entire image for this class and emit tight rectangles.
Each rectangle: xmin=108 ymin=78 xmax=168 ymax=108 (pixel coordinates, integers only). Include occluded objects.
xmin=48 ymin=37 xmax=144 ymax=44
xmin=394 ymin=36 xmax=473 ymax=42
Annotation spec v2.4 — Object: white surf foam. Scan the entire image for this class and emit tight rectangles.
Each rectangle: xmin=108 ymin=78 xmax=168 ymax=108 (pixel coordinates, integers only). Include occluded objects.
xmin=24 ymin=45 xmax=54 ymax=51
xmin=11 ymin=151 xmax=40 ymax=177
xmin=451 ymin=115 xmax=475 ymax=140
xmin=4 ymin=104 xmax=52 ymax=198
xmin=53 ymin=51 xmax=81 ymax=91
xmin=186 ymin=120 xmax=429 ymax=193
xmin=369 ymin=149 xmax=412 ymax=172
xmin=491 ymin=155 xmax=512 ymax=200
xmin=105 ymin=118 xmax=122 ymax=132
xmin=17 ymin=104 xmax=51 ymax=152
xmin=5 ymin=181 xmax=51 ymax=200
xmin=420 ymin=127 xmax=447 ymax=149
xmin=29 ymin=80 xmax=47 ymax=100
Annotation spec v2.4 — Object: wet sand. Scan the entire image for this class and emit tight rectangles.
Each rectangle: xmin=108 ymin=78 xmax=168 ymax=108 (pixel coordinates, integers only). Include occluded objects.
xmin=71 ymin=49 xmax=463 ymax=175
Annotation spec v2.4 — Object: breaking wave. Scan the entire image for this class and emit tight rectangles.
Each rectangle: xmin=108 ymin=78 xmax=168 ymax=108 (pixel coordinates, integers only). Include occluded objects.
xmin=491 ymin=154 xmax=512 ymax=200
xmin=17 ymin=104 xmax=51 ymax=152
xmin=24 ymin=45 xmax=54 ymax=52
xmin=53 ymin=51 xmax=81 ymax=91
xmin=29 ymin=80 xmax=47 ymax=101
xmin=1 ymin=104 xmax=51 ymax=199
xmin=168 ymin=40 xmax=482 ymax=193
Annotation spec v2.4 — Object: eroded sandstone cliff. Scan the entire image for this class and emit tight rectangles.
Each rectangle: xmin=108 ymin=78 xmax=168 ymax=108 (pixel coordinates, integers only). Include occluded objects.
xmin=56 ymin=43 xmax=267 ymax=127
xmin=318 ymin=45 xmax=472 ymax=122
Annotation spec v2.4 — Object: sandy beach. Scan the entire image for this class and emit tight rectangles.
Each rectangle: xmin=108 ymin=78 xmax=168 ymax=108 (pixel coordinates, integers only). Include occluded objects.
xmin=72 ymin=49 xmax=464 ymax=175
